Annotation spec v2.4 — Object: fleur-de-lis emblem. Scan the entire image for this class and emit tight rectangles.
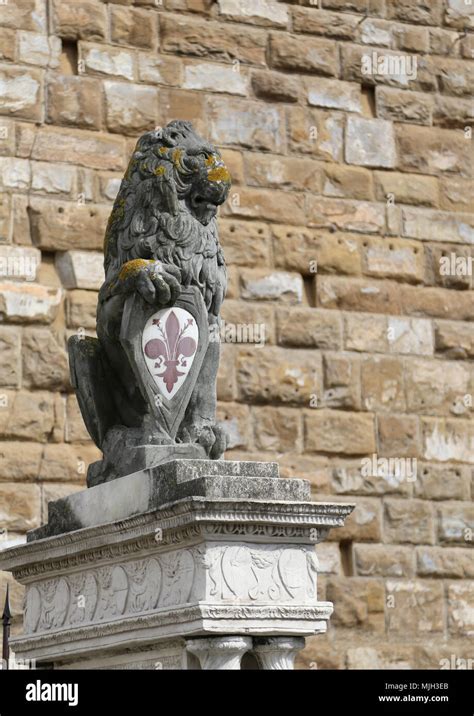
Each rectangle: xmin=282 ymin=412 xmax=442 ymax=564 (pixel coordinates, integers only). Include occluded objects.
xmin=144 ymin=311 xmax=197 ymax=393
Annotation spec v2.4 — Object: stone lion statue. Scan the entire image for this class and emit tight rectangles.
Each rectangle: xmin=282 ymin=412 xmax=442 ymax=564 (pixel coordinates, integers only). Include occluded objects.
xmin=69 ymin=120 xmax=231 ymax=486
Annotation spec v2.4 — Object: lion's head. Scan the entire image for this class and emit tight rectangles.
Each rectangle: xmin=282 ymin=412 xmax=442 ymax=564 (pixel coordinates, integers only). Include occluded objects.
xmin=104 ymin=121 xmax=232 ymax=273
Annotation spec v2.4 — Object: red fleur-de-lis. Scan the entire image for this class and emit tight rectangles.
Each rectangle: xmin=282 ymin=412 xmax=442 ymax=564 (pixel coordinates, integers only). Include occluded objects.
xmin=144 ymin=311 xmax=197 ymax=393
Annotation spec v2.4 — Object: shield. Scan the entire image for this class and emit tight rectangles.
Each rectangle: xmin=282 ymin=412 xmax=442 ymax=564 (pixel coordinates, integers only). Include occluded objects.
xmin=120 ymin=286 xmax=209 ymax=440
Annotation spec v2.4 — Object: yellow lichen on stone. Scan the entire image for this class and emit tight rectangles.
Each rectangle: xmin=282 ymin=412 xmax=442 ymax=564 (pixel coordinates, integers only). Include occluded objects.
xmin=159 ymin=147 xmax=168 ymax=155
xmin=172 ymin=148 xmax=183 ymax=166
xmin=208 ymin=165 xmax=231 ymax=183
xmin=118 ymin=259 xmax=154 ymax=281
xmin=154 ymin=165 xmax=166 ymax=176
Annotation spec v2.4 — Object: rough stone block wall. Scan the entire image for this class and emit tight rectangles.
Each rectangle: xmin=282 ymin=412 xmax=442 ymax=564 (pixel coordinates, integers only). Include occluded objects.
xmin=0 ymin=0 xmax=473 ymax=669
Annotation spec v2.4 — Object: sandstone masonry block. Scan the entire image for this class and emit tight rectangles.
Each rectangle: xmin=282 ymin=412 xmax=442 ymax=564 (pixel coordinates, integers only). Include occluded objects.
xmin=237 ymin=347 xmax=322 ymax=405
xmin=110 ymin=6 xmax=157 ymax=49
xmin=66 ymin=290 xmax=97 ymax=330
xmin=0 ymin=483 xmax=41 ymax=530
xmin=0 ymin=282 xmax=62 ymax=324
xmin=46 ymin=75 xmax=103 ymax=130
xmin=240 ymin=269 xmax=303 ymax=303
xmin=355 ymin=544 xmax=415 ymax=578
xmin=51 ymin=0 xmax=107 ymax=41
xmin=55 ymin=251 xmax=104 ymax=290
xmin=160 ymin=14 xmax=267 ymax=66
xmin=217 ymin=0 xmax=288 ymax=28
xmin=0 ymin=64 xmax=43 ymax=121
xmin=386 ymin=580 xmax=444 ymax=635
xmin=384 ymin=499 xmax=435 ymax=545
xmin=277 ymin=308 xmax=342 ymax=350
xmin=29 ymin=198 xmax=110 ymax=251
xmin=305 ymin=410 xmax=376 ymax=455
xmin=253 ymin=406 xmax=302 ymax=452
xmin=346 ymin=117 xmax=397 ymax=169
xmin=269 ymin=33 xmax=339 ymax=76
xmin=22 ymin=328 xmax=70 ymax=391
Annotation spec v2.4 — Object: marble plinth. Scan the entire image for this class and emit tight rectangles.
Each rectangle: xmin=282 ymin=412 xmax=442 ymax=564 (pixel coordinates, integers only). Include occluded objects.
xmin=0 ymin=460 xmax=354 ymax=670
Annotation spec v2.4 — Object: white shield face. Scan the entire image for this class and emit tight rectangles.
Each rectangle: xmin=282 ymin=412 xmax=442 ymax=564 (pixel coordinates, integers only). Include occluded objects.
xmin=142 ymin=306 xmax=199 ymax=400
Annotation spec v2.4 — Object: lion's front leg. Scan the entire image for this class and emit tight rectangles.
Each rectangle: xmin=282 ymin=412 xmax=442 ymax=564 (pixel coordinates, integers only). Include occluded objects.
xmin=178 ymin=328 xmax=227 ymax=460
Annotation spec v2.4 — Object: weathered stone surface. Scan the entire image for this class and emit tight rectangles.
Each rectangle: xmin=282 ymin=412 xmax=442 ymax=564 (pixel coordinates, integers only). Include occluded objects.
xmin=251 ymin=71 xmax=299 ymax=103
xmin=0 ymin=282 xmax=62 ymax=324
xmin=377 ymin=414 xmax=421 ymax=458
xmin=55 ymin=251 xmax=104 ymax=290
xmin=160 ymin=14 xmax=267 ymax=66
xmin=292 ymin=8 xmax=360 ymax=40
xmin=307 ymin=78 xmax=361 ymax=113
xmin=417 ymin=547 xmax=474 ymax=579
xmin=306 ymin=198 xmax=384 ymax=234
xmin=244 ymin=154 xmax=322 ymax=192
xmin=317 ymin=276 xmax=402 ymax=315
xmin=110 ymin=6 xmax=157 ymax=49
xmin=22 ymin=328 xmax=70 ymax=390
xmin=240 ymin=270 xmax=303 ymax=303
xmin=386 ymin=580 xmax=444 ymax=634
xmin=0 ymin=327 xmax=21 ymax=388
xmin=438 ymin=503 xmax=474 ymax=545
xmin=396 ymin=125 xmax=471 ymax=177
xmin=422 ymin=417 xmax=474 ymax=463
xmin=51 ymin=0 xmax=107 ymax=41
xmin=183 ymin=62 xmax=248 ymax=96
xmin=18 ymin=32 xmax=61 ymax=69
xmin=288 ymin=107 xmax=343 ymax=161
xmin=344 ymin=312 xmax=388 ymax=353
xmin=329 ymin=496 xmax=382 ymax=542
xmin=269 ymin=33 xmax=338 ymax=76
xmin=323 ymin=165 xmax=373 ymax=201
xmin=0 ymin=0 xmax=46 ymax=33
xmin=208 ymin=97 xmax=285 ymax=152
xmin=30 ymin=128 xmax=125 ymax=171
xmin=29 ymin=197 xmax=110 ymax=251
xmin=66 ymin=290 xmax=97 ymax=330
xmin=278 ymin=308 xmax=342 ymax=350
xmin=345 ymin=117 xmax=397 ymax=169
xmin=253 ymin=406 xmax=302 ymax=453
xmin=137 ymin=53 xmax=182 ymax=87
xmin=0 ymin=484 xmax=41 ymax=531
xmin=216 ymin=402 xmax=251 ymax=450
xmin=222 ymin=187 xmax=305 ymax=225
xmin=38 ymin=443 xmax=101 ymax=482
xmin=434 ymin=320 xmax=474 ymax=359
xmin=217 ymin=0 xmax=289 ymax=28
xmin=355 ymin=544 xmax=415 ymax=578
xmin=46 ymin=75 xmax=102 ymax=130
xmin=305 ymin=410 xmax=376 ymax=455
xmin=373 ymin=171 xmax=438 ymax=207
xmin=448 ymin=583 xmax=474 ymax=637
xmin=362 ymin=238 xmax=425 ymax=283
xmin=0 ymin=64 xmax=43 ymax=121
xmin=414 ymin=463 xmax=470 ymax=501
xmin=79 ymin=42 xmax=135 ymax=81
xmin=376 ymin=87 xmax=433 ymax=125
xmin=0 ymin=391 xmax=56 ymax=442
xmin=326 ymin=577 xmax=384 ymax=632
xmin=104 ymin=81 xmax=157 ymax=135
xmin=237 ymin=347 xmax=322 ymax=405
xmin=31 ymin=161 xmax=76 ymax=196
xmin=274 ymin=226 xmax=362 ymax=275
xmin=385 ymin=499 xmax=435 ymax=545
xmin=322 ymin=352 xmax=360 ymax=411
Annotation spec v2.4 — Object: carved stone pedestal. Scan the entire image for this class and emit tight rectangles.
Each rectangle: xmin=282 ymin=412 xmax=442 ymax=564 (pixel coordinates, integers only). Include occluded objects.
xmin=0 ymin=460 xmax=353 ymax=670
